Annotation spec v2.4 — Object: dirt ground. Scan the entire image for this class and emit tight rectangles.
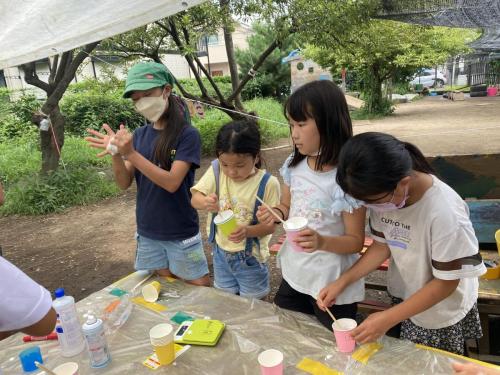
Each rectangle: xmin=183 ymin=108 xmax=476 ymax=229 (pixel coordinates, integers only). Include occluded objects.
xmin=1 ymin=96 xmax=499 ymax=303
xmin=353 ymin=95 xmax=500 ymax=156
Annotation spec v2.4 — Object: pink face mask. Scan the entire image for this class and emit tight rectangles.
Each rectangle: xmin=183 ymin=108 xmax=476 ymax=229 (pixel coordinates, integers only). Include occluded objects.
xmin=364 ymin=188 xmax=409 ymax=212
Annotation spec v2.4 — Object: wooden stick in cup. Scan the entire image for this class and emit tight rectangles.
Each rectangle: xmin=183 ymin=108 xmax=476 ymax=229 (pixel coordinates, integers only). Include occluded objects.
xmin=131 ymin=272 xmax=154 ymax=294
xmin=254 ymin=195 xmax=285 ymax=224
xmin=324 ymin=306 xmax=337 ymax=324
xmin=35 ymin=361 xmax=57 ymax=375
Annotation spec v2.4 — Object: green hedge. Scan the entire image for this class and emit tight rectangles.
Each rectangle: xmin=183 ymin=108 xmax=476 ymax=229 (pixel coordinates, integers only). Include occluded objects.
xmin=0 ymin=136 xmax=118 ymax=215
xmin=192 ymin=97 xmax=289 ymax=155
xmin=61 ymin=82 xmax=144 ymax=136
xmin=0 ymin=81 xmax=289 ymax=215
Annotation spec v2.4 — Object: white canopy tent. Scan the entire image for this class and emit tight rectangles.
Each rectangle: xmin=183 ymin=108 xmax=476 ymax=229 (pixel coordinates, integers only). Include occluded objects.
xmin=0 ymin=0 xmax=205 ymax=69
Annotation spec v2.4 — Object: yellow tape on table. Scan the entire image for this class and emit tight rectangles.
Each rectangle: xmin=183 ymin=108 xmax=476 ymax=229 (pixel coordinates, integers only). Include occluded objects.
xmin=131 ymin=296 xmax=168 ymax=312
xmin=161 ymin=276 xmax=177 ymax=283
xmin=296 ymin=358 xmax=343 ymax=375
xmin=351 ymin=342 xmax=383 ymax=365
xmin=415 ymin=344 xmax=500 ymax=370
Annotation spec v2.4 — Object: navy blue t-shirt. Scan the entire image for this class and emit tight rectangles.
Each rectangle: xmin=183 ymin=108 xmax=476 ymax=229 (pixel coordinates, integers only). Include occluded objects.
xmin=133 ymin=124 xmax=201 ymax=241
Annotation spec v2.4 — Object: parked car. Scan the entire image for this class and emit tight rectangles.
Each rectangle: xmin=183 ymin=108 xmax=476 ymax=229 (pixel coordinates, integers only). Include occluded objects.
xmin=410 ymin=69 xmax=447 ymax=88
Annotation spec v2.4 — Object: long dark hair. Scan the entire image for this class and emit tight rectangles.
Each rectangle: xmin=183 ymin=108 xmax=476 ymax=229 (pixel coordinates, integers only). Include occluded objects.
xmin=215 ymin=120 xmax=262 ymax=168
xmin=285 ymin=80 xmax=352 ymax=170
xmin=154 ymin=91 xmax=188 ymax=170
xmin=336 ymin=132 xmax=435 ymax=200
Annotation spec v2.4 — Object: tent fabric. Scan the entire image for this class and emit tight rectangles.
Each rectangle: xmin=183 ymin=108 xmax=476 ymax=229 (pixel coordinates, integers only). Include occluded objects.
xmin=0 ymin=0 xmax=205 ymax=70
xmin=376 ymin=0 xmax=500 ymax=52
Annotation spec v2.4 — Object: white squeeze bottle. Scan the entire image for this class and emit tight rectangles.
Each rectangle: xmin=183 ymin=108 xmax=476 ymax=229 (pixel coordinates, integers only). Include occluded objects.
xmin=82 ymin=313 xmax=111 ymax=368
xmin=52 ymin=288 xmax=85 ymax=357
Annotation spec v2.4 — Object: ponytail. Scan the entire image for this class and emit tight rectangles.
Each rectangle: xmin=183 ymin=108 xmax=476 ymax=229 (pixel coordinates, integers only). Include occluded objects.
xmin=154 ymin=92 xmax=187 ymax=170
xmin=402 ymin=142 xmax=435 ymax=174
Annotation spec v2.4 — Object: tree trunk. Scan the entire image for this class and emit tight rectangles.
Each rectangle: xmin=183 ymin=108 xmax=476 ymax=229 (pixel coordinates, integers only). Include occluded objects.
xmin=22 ymin=42 xmax=99 ymax=174
xmin=219 ymin=0 xmax=243 ymax=109
xmin=364 ymin=67 xmax=384 ymax=114
xmin=40 ymin=104 xmax=65 ymax=173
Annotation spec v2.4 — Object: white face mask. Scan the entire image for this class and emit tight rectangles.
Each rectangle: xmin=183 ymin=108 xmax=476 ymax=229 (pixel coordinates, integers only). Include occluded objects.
xmin=134 ymin=95 xmax=168 ymax=122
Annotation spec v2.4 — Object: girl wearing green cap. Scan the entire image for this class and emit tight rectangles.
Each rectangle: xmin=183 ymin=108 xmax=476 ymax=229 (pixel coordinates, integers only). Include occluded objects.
xmin=86 ymin=61 xmax=210 ymax=286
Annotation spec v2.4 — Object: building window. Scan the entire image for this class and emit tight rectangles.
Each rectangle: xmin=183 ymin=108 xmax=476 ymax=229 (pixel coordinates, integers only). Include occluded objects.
xmin=296 ymin=62 xmax=304 ymax=70
xmin=206 ymin=34 xmax=219 ymax=45
xmin=211 ymin=70 xmax=223 ymax=77
xmin=308 ymin=67 xmax=314 ymax=74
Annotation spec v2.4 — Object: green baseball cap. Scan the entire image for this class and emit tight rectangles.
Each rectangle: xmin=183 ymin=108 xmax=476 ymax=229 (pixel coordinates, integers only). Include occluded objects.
xmin=123 ymin=61 xmax=174 ymax=98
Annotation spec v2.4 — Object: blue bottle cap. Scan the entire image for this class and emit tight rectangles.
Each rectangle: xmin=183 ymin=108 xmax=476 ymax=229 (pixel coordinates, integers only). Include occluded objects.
xmin=54 ymin=288 xmax=65 ymax=298
xmin=56 ymin=326 xmax=64 ymax=333
xmin=19 ymin=346 xmax=43 ymax=372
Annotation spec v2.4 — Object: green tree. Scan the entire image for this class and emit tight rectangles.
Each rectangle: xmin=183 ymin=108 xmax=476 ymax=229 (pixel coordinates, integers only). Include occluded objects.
xmin=304 ymin=17 xmax=478 ymax=114
xmin=236 ymin=22 xmax=296 ymax=100
xmin=21 ymin=42 xmax=99 ymax=173
xmin=100 ymin=0 xmax=293 ymax=118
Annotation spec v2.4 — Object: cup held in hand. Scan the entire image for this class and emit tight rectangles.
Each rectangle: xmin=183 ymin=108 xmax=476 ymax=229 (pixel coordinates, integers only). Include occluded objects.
xmin=214 ymin=210 xmax=238 ymax=236
xmin=284 ymin=217 xmax=308 ymax=252
xmin=332 ymin=318 xmax=357 ymax=353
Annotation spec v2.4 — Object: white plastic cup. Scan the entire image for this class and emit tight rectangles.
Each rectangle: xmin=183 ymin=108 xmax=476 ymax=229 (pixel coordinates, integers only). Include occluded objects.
xmin=52 ymin=362 xmax=79 ymax=375
xmin=332 ymin=318 xmax=357 ymax=353
xmin=258 ymin=349 xmax=284 ymax=375
xmin=284 ymin=217 xmax=308 ymax=252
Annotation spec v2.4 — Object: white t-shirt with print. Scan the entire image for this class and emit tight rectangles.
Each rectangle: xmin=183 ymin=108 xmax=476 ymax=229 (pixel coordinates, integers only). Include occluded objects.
xmin=278 ymin=156 xmax=365 ymax=304
xmin=0 ymin=256 xmax=53 ymax=332
xmin=370 ymin=175 xmax=486 ymax=329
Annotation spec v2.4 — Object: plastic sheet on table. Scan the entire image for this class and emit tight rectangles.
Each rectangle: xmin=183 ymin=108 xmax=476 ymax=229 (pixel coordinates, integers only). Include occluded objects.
xmin=1 ymin=271 xmax=499 ymax=374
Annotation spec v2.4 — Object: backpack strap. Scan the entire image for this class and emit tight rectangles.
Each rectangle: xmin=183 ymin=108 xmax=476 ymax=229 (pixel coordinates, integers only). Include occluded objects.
xmin=244 ymin=171 xmax=272 ymax=257
xmin=208 ymin=159 xmax=220 ymax=244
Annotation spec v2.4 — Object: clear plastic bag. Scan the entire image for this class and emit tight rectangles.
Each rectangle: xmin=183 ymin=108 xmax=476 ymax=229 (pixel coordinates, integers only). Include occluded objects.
xmin=102 ymin=294 xmax=133 ymax=335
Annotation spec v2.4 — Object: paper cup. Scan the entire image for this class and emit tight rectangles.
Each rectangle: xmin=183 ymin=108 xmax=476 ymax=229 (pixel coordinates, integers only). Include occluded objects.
xmin=258 ymin=349 xmax=284 ymax=375
xmin=150 ymin=324 xmax=175 ymax=365
xmin=142 ymin=281 xmax=161 ymax=302
xmin=332 ymin=318 xmax=357 ymax=353
xmin=53 ymin=362 xmax=79 ymax=375
xmin=495 ymin=229 xmax=500 ymax=257
xmin=214 ymin=210 xmax=238 ymax=236
xmin=284 ymin=217 xmax=308 ymax=252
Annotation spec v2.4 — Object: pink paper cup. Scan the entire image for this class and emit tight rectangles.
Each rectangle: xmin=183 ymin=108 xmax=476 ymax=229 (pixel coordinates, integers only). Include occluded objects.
xmin=284 ymin=217 xmax=308 ymax=252
xmin=332 ymin=318 xmax=357 ymax=353
xmin=258 ymin=349 xmax=284 ymax=375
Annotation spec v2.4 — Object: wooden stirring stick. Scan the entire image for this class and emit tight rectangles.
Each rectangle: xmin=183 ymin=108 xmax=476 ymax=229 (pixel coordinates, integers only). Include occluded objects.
xmin=255 ymin=195 xmax=285 ymax=224
xmin=324 ymin=306 xmax=337 ymax=324
xmin=35 ymin=361 xmax=57 ymax=375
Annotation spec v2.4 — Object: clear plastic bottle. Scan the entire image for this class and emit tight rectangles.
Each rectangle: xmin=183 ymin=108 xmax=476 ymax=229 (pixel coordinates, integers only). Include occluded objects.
xmin=52 ymin=288 xmax=85 ymax=357
xmin=82 ymin=313 xmax=111 ymax=368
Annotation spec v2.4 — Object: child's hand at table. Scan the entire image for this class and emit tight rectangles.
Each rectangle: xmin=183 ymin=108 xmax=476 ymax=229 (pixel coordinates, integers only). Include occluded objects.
xmin=317 ymin=280 xmax=347 ymax=310
xmin=350 ymin=311 xmax=395 ymax=344
xmin=452 ymin=362 xmax=500 ymax=375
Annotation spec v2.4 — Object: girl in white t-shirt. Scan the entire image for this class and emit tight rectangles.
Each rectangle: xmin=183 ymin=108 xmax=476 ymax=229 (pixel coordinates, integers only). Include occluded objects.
xmin=318 ymin=132 xmax=486 ymax=354
xmin=0 ymin=256 xmax=56 ymax=340
xmin=258 ymin=80 xmax=366 ymax=329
